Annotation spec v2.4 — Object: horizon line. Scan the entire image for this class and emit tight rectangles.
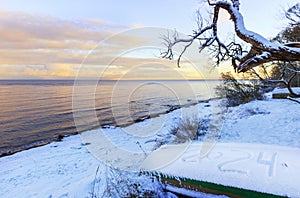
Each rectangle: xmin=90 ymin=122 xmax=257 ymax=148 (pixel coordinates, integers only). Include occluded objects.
xmin=0 ymin=78 xmax=223 ymax=81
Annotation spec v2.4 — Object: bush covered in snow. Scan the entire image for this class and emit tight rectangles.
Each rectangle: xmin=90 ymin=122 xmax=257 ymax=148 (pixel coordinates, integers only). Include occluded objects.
xmin=90 ymin=165 xmax=169 ymax=198
xmin=215 ymin=72 xmax=266 ymax=106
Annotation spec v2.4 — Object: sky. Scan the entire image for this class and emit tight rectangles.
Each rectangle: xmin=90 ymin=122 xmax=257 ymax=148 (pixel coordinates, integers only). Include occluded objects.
xmin=0 ymin=0 xmax=298 ymax=80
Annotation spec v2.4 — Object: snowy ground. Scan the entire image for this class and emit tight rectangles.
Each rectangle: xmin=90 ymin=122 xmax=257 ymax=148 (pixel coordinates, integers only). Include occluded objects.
xmin=143 ymin=142 xmax=300 ymax=197
xmin=1 ymin=94 xmax=300 ymax=197
xmin=272 ymin=87 xmax=300 ymax=95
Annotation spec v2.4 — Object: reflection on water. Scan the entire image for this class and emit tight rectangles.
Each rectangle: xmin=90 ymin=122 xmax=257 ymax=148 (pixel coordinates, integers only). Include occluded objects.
xmin=0 ymin=80 xmax=218 ymax=155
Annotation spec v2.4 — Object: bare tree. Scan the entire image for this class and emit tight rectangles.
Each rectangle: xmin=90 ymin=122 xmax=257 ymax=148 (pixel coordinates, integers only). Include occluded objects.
xmin=162 ymin=0 xmax=300 ymax=95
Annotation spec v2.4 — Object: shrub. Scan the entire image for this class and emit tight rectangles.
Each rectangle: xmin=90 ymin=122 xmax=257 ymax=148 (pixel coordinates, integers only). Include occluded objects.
xmin=90 ymin=165 xmax=167 ymax=198
xmin=215 ymin=72 xmax=266 ymax=106
xmin=170 ymin=116 xmax=208 ymax=143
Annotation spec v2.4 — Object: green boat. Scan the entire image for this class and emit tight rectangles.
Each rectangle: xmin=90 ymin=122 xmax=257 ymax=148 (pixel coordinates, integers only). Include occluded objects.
xmin=141 ymin=142 xmax=299 ymax=197
xmin=159 ymin=174 xmax=286 ymax=197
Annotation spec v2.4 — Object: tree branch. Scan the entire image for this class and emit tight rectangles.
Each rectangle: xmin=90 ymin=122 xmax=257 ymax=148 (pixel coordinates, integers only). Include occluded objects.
xmin=162 ymin=0 xmax=300 ymax=72
xmin=213 ymin=1 xmax=300 ymax=72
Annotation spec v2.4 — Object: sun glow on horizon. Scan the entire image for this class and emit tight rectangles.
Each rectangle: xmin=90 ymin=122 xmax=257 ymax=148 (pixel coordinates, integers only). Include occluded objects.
xmin=0 ymin=0 xmax=295 ymax=80
xmin=0 ymin=9 xmax=220 ymax=80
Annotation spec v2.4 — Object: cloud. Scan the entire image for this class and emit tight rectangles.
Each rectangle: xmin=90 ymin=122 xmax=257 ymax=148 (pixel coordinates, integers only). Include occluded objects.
xmin=0 ymin=10 xmax=120 ymax=42
xmin=0 ymin=10 xmax=134 ymax=78
xmin=0 ymin=10 xmax=215 ymax=80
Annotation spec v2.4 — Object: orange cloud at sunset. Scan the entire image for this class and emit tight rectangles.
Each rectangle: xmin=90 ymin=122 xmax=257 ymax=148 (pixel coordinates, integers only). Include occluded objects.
xmin=0 ymin=10 xmax=218 ymax=80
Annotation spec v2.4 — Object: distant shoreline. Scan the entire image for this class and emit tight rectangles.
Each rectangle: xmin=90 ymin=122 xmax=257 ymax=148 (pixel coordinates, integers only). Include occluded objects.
xmin=0 ymin=79 xmax=222 ymax=83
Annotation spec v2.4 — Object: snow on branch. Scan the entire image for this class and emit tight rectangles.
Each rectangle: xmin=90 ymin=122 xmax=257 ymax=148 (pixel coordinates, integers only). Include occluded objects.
xmin=286 ymin=3 xmax=300 ymax=26
xmin=162 ymin=0 xmax=300 ymax=73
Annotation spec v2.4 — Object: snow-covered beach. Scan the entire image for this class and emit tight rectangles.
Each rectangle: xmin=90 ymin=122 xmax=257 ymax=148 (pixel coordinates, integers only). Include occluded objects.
xmin=1 ymin=0 xmax=299 ymax=196
xmin=1 ymin=94 xmax=300 ymax=197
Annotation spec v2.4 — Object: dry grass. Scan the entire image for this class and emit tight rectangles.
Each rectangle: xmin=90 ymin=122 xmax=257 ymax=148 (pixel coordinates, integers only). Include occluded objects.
xmin=170 ymin=116 xmax=206 ymax=143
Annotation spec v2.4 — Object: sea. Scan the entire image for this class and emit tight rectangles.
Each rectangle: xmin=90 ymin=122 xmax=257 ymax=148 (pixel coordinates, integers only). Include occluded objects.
xmin=0 ymin=80 xmax=219 ymax=156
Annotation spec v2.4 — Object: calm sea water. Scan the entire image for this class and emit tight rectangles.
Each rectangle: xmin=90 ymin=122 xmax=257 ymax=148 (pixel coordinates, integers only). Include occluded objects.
xmin=0 ymin=80 xmax=219 ymax=155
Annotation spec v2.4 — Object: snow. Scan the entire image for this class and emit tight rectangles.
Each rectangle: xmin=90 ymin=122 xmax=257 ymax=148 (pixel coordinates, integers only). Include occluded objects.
xmin=228 ymin=1 xmax=279 ymax=49
xmin=165 ymin=185 xmax=228 ymax=198
xmin=142 ymin=143 xmax=300 ymax=197
xmin=222 ymin=0 xmax=300 ymax=69
xmin=1 ymin=94 xmax=300 ymax=197
xmin=0 ymin=102 xmax=211 ymax=197
xmin=220 ymin=99 xmax=300 ymax=147
xmin=273 ymin=87 xmax=300 ymax=95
